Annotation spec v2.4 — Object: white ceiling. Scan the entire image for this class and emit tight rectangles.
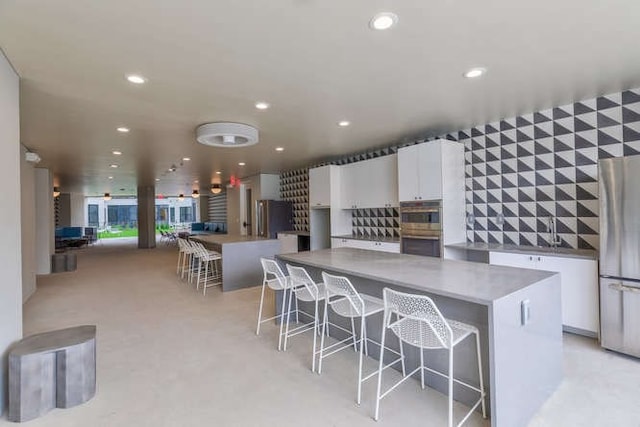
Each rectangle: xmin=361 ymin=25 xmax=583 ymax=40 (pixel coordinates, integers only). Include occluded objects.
xmin=1 ymin=0 xmax=639 ymax=196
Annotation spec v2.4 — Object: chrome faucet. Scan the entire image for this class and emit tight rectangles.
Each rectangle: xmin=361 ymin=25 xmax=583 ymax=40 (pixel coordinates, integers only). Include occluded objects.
xmin=547 ymin=216 xmax=561 ymax=248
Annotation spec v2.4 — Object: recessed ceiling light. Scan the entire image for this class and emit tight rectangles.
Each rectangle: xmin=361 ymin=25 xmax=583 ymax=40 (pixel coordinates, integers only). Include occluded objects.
xmin=275 ymin=147 xmax=284 ymax=152
xmin=255 ymin=102 xmax=270 ymax=110
xmin=370 ymin=12 xmax=398 ymax=30
xmin=238 ymin=162 xmax=246 ymax=166
xmin=110 ymin=164 xmax=119 ymax=168
xmin=155 ymin=178 xmax=160 ymax=181
xmin=108 ymin=176 xmax=113 ymax=180
xmin=182 ymin=157 xmax=191 ymax=161
xmin=338 ymin=121 xmax=351 ymax=127
xmin=216 ymin=171 xmax=221 ymax=175
xmin=126 ymin=74 xmax=146 ymax=84
xmin=463 ymin=67 xmax=487 ymax=79
xmin=112 ymin=150 xmax=122 ymax=155
xmin=117 ymin=127 xmax=130 ymax=133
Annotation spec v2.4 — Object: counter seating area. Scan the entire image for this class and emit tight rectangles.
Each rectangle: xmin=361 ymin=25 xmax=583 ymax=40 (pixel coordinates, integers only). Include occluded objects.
xmin=176 ymin=238 xmax=222 ymax=295
xmin=256 ymin=258 xmax=487 ymax=427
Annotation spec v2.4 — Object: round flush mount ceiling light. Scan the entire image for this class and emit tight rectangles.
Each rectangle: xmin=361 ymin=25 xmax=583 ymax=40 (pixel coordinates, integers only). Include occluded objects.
xmin=110 ymin=164 xmax=119 ymax=168
xmin=196 ymin=122 xmax=259 ymax=148
xmin=338 ymin=120 xmax=351 ymax=127
xmin=370 ymin=12 xmax=398 ymax=30
xmin=117 ymin=127 xmax=129 ymax=133
xmin=255 ymin=102 xmax=270 ymax=110
xmin=275 ymin=147 xmax=284 ymax=152
xmin=112 ymin=150 xmax=122 ymax=156
xmin=463 ymin=67 xmax=487 ymax=79
xmin=238 ymin=162 xmax=246 ymax=166
xmin=126 ymin=74 xmax=146 ymax=84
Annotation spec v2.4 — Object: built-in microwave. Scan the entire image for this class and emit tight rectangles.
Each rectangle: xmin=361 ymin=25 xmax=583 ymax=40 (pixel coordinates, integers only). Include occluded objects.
xmin=400 ymin=200 xmax=443 ymax=257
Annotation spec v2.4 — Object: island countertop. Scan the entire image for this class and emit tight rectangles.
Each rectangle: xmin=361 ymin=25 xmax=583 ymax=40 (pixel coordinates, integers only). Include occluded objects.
xmin=278 ymin=247 xmax=556 ymax=306
xmin=191 ymin=234 xmax=276 ymax=245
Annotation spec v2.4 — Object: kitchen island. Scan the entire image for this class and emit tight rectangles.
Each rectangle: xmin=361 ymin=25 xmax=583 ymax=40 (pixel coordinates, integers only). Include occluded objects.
xmin=277 ymin=248 xmax=562 ymax=427
xmin=191 ymin=234 xmax=281 ymax=292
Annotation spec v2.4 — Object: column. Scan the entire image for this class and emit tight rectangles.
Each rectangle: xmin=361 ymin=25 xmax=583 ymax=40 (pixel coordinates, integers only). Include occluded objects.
xmin=198 ymin=195 xmax=209 ymax=222
xmin=35 ymin=168 xmax=54 ymax=274
xmin=137 ymin=186 xmax=155 ymax=249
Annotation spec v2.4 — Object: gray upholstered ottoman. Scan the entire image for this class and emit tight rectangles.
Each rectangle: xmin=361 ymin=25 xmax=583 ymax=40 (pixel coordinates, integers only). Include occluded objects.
xmin=8 ymin=325 xmax=96 ymax=422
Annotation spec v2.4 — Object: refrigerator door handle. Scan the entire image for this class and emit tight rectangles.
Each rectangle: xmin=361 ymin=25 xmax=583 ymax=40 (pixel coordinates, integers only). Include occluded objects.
xmin=608 ymin=282 xmax=640 ymax=293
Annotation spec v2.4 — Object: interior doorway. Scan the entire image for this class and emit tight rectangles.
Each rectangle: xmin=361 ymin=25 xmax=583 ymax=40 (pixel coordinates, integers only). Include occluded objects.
xmin=239 ymin=182 xmax=253 ymax=236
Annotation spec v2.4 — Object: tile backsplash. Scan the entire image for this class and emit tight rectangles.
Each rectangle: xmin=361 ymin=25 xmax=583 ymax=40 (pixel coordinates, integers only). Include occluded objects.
xmin=351 ymin=208 xmax=400 ymax=238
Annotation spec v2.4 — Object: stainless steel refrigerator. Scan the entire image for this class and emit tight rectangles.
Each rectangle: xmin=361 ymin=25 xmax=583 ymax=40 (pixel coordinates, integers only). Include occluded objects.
xmin=256 ymin=200 xmax=293 ymax=239
xmin=599 ymin=156 xmax=640 ymax=358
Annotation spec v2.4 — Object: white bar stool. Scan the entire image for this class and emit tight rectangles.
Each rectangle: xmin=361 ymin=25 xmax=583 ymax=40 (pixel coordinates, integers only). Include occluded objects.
xmin=374 ymin=288 xmax=486 ymax=427
xmin=193 ymin=243 xmax=222 ymax=295
xmin=256 ymin=258 xmax=294 ymax=351
xmin=284 ymin=264 xmax=331 ymax=372
xmin=318 ymin=272 xmax=405 ymax=405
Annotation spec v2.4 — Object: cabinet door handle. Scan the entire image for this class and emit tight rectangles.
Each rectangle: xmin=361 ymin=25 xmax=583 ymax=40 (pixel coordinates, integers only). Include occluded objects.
xmin=609 ymin=283 xmax=640 ymax=293
xmin=537 ymin=256 xmax=541 ymax=261
xmin=529 ymin=256 xmax=533 ymax=261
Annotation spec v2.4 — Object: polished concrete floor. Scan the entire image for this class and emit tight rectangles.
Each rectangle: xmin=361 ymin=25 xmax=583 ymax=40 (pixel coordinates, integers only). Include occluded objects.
xmin=2 ymin=238 xmax=640 ymax=426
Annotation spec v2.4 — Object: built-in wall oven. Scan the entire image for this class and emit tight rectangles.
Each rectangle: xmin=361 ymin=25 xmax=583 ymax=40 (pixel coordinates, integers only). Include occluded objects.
xmin=400 ymin=200 xmax=442 ymax=257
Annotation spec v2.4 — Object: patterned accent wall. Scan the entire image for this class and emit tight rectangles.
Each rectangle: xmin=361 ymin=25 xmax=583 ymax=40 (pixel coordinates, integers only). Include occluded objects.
xmin=460 ymin=88 xmax=640 ymax=251
xmin=352 ymin=208 xmax=400 ymax=238
xmin=280 ymin=87 xmax=640 ymax=249
xmin=280 ymin=168 xmax=309 ymax=231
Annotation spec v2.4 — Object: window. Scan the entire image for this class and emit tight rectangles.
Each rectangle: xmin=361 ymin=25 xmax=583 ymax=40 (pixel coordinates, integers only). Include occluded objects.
xmin=88 ymin=204 xmax=99 ymax=227
xmin=107 ymin=205 xmax=138 ymax=227
xmin=179 ymin=206 xmax=193 ymax=223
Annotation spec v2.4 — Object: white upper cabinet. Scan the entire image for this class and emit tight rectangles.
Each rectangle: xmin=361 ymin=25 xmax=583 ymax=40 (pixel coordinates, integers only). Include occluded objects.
xmin=340 ymin=154 xmax=398 ymax=209
xmin=309 ymin=165 xmax=332 ymax=208
xmin=398 ymin=141 xmax=450 ymax=201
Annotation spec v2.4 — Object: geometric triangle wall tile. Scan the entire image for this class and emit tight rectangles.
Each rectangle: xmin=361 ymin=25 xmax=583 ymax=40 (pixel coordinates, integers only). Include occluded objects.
xmin=502 ymin=174 xmax=518 ymax=188
xmin=536 ymin=186 xmax=555 ymax=201
xmin=574 ymin=101 xmax=596 ymax=115
xmin=576 ymin=183 xmax=598 ymax=200
xmin=486 ymin=176 xmax=501 ymax=190
xmin=597 ymin=95 xmax=620 ymax=110
xmin=575 ymin=165 xmax=598 ymax=183
xmin=575 ymin=148 xmax=598 ymax=166
xmin=554 ymin=137 xmax=574 ymax=152
xmin=622 ymin=90 xmax=640 ymax=105
xmin=596 ymin=130 xmax=620 ymax=148
xmin=519 ymin=217 xmax=537 ymax=233
xmin=503 ymin=217 xmax=518 ymax=233
xmin=577 ymin=200 xmax=599 ymax=217
xmin=517 ymin=128 xmax=533 ymax=143
xmin=502 ymin=188 xmax=518 ymax=204
xmin=575 ymin=129 xmax=597 ymax=148
xmin=556 ymin=217 xmax=577 ymax=234
xmin=486 ymin=147 xmax=500 ymax=162
xmin=488 ymin=231 xmax=503 ymax=244
xmin=485 ymin=123 xmax=500 ymax=135
xmin=487 ymin=190 xmax=501 ymax=204
xmin=555 ymin=116 xmax=575 ymax=133
xmin=536 ymin=136 xmax=555 ymax=153
xmin=597 ymin=112 xmax=621 ymax=128
xmin=471 ymin=127 xmax=484 ymax=138
xmin=623 ymin=124 xmax=640 ymax=142
xmin=578 ymin=235 xmax=598 ymax=251
xmin=536 ymin=201 xmax=556 ymax=218
xmin=486 ymin=162 xmax=500 ymax=177
xmin=554 ymin=151 xmax=575 ymax=169
xmin=553 ymin=166 xmax=576 ymax=184
xmin=598 ymin=144 xmax=623 ymax=159
xmin=474 ymin=232 xmax=488 ymax=243
xmin=554 ymin=105 xmax=573 ymax=119
xmin=500 ymin=119 xmax=516 ymax=131
xmin=535 ymin=171 xmax=554 ymax=186
xmin=623 ymin=106 xmax=640 ymax=124
xmin=623 ymin=140 xmax=640 ymax=156
xmin=534 ymin=111 xmax=552 ymax=123
xmin=518 ymin=172 xmax=536 ymax=187
xmin=518 ymin=188 xmax=535 ymax=202
xmin=575 ymin=116 xmax=596 ymax=132
xmin=501 ymin=145 xmax=517 ymax=159
xmin=577 ymin=217 xmax=599 ymax=235
xmin=516 ymin=115 xmax=533 ymax=127
xmin=535 ymin=153 xmax=555 ymax=170
xmin=502 ymin=203 xmax=519 ymax=219
xmin=559 ymin=234 xmax=578 ymax=250
xmin=537 ymin=234 xmax=550 ymax=247
xmin=599 ymin=106 xmax=623 ymax=123
xmin=503 ymin=232 xmax=519 ymax=245
xmin=519 ymin=233 xmax=537 ymax=247
xmin=518 ymin=202 xmax=536 ymax=217
xmin=518 ymin=157 xmax=535 ymax=172
xmin=552 ymin=184 xmax=576 ymax=201
xmin=501 ymin=131 xmax=517 ymax=145
xmin=556 ymin=201 xmax=577 ymax=217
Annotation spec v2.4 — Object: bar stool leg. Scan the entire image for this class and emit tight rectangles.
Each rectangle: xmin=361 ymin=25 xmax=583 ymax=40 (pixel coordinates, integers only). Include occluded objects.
xmin=448 ymin=349 xmax=454 ymax=427
xmin=277 ymin=288 xmax=290 ymax=351
xmin=317 ymin=297 xmax=329 ymax=375
xmin=350 ymin=317 xmax=357 ymax=351
xmin=356 ymin=314 xmax=365 ymax=405
xmin=374 ymin=317 xmax=388 ymax=421
xmin=476 ymin=332 xmax=487 ymax=418
xmin=283 ymin=288 xmax=294 ymax=351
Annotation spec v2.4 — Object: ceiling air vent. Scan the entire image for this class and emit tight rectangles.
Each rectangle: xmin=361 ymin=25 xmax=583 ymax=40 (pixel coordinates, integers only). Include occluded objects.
xmin=196 ymin=122 xmax=259 ymax=148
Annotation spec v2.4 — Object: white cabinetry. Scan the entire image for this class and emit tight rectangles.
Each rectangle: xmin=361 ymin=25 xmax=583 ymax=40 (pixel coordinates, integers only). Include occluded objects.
xmin=398 ymin=142 xmax=444 ymax=201
xmin=331 ymin=238 xmax=400 ymax=253
xmin=309 ymin=165 xmax=332 ymax=208
xmin=489 ymin=251 xmax=599 ymax=335
xmin=341 ymin=155 xmax=398 ymax=209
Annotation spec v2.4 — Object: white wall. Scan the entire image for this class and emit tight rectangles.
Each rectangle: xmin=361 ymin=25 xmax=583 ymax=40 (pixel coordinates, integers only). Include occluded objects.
xmin=20 ymin=145 xmax=36 ymax=303
xmin=35 ymin=168 xmax=53 ymax=274
xmin=0 ymin=49 xmax=23 ymax=415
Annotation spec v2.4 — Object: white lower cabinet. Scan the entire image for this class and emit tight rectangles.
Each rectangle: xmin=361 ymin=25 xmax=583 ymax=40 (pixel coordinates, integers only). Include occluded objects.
xmin=331 ymin=238 xmax=400 ymax=253
xmin=489 ymin=251 xmax=599 ymax=335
